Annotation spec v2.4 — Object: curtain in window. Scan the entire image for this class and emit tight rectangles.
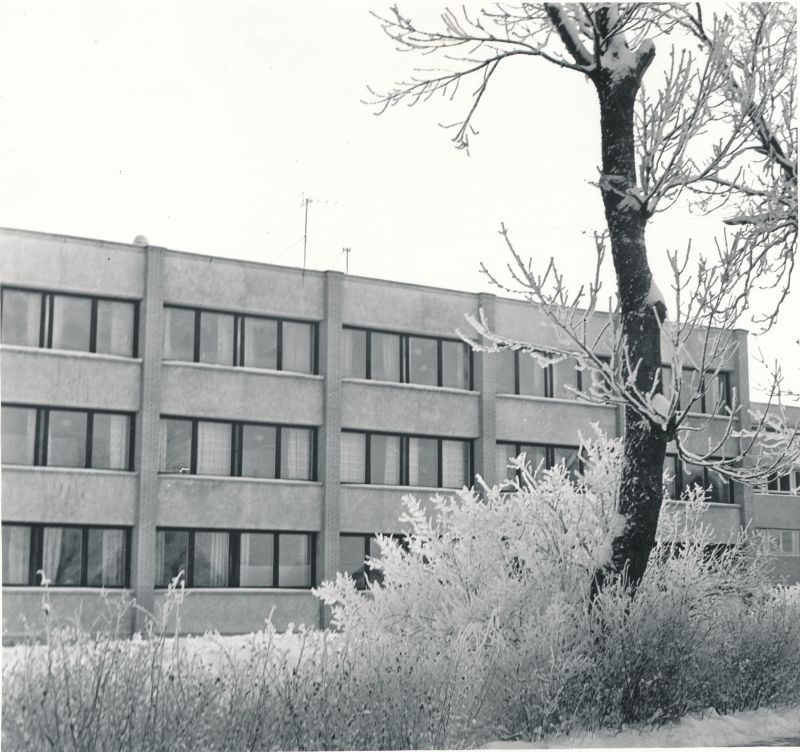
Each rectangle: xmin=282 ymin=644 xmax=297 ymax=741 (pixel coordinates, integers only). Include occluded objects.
xmin=282 ymin=428 xmax=312 ymax=480
xmin=496 ymin=444 xmax=517 ymax=486
xmin=47 ymin=410 xmax=87 ymax=468
xmin=282 ymin=322 xmax=313 ymax=373
xmin=244 ymin=318 xmax=278 ymax=369
xmin=159 ymin=419 xmax=192 ymax=474
xmin=1 ymin=290 xmax=41 ymax=346
xmin=370 ymin=434 xmax=401 ymax=485
xmin=102 ymin=529 xmax=126 ymax=586
xmin=1 ymin=406 xmax=37 ymax=465
xmin=408 ymin=437 xmax=438 ymax=487
xmin=199 ymin=312 xmax=234 ymax=366
xmin=41 ymin=528 xmax=63 ymax=585
xmin=342 ymin=329 xmax=367 ymax=378
xmin=155 ymin=531 xmax=166 ymax=585
xmin=96 ymin=301 xmax=134 ymax=357
xmin=340 ymin=432 xmax=366 ymax=483
xmin=92 ymin=414 xmax=129 ymax=470
xmin=196 ymin=422 xmax=231 ymax=475
xmin=194 ymin=532 xmax=229 ymax=586
xmin=163 ymin=308 xmax=195 ymax=361
xmin=2 ymin=526 xmax=30 ymax=584
xmin=371 ymin=333 xmax=400 ymax=381
xmin=51 ymin=295 xmax=92 ymax=351
xmin=441 ymin=440 xmax=468 ymax=488
xmin=278 ymin=534 xmax=311 ymax=587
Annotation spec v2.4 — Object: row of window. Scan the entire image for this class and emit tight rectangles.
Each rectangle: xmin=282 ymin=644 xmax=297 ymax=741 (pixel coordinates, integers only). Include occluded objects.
xmin=2 ymin=405 xmax=134 ymax=471
xmin=758 ymin=528 xmax=800 ymax=557
xmin=343 ymin=327 xmax=472 ymax=390
xmin=496 ymin=351 xmax=585 ymax=400
xmin=163 ymin=306 xmax=318 ymax=374
xmin=341 ymin=431 xmax=472 ymax=488
xmin=160 ymin=418 xmax=317 ymax=480
xmin=2 ymin=524 xmax=130 ymax=587
xmin=663 ymin=455 xmax=733 ymax=504
xmin=1 ymin=287 xmax=138 ymax=357
xmin=661 ymin=367 xmax=731 ymax=415
xmin=496 ymin=442 xmax=582 ymax=486
xmin=764 ymin=469 xmax=800 ymax=495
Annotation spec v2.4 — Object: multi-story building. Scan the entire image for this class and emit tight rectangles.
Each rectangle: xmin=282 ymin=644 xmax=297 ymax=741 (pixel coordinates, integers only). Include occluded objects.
xmin=1 ymin=227 xmax=798 ymax=640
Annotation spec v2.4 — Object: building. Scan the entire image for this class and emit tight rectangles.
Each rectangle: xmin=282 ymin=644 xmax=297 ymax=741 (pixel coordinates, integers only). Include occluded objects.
xmin=1 ymin=227 xmax=798 ymax=640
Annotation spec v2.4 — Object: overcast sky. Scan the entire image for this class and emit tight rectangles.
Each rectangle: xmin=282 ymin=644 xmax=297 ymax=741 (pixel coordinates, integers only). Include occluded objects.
xmin=1 ymin=0 xmax=796 ymax=399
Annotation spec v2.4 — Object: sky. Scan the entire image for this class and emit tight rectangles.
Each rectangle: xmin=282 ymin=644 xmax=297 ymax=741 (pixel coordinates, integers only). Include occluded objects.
xmin=0 ymin=0 xmax=796 ymax=400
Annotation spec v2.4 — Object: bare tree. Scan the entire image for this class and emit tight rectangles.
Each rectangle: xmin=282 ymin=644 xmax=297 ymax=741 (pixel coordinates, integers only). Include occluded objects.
xmin=368 ymin=2 xmax=798 ymax=593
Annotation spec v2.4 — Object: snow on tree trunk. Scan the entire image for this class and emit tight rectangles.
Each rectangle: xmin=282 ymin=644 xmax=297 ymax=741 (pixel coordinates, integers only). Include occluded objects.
xmin=590 ymin=23 xmax=666 ymax=594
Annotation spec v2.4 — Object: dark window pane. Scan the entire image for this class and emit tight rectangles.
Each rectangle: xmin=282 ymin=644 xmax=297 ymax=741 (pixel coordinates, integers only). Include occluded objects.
xmin=441 ymin=341 xmax=470 ymax=389
xmin=91 ymin=413 xmax=131 ymax=470
xmin=278 ymin=533 xmax=312 ymax=587
xmin=340 ymin=431 xmax=367 ymax=483
xmin=199 ymin=311 xmax=234 ymax=366
xmin=370 ymin=434 xmax=401 ymax=485
xmin=441 ymin=439 xmax=469 ymax=488
xmin=2 ymin=405 xmax=37 ymax=465
xmin=518 ymin=354 xmax=547 ymax=397
xmin=280 ymin=427 xmax=313 ymax=480
xmin=283 ymin=321 xmax=314 ymax=374
xmin=51 ymin=295 xmax=92 ymax=352
xmin=243 ymin=317 xmax=278 ymax=370
xmin=96 ymin=300 xmax=135 ymax=357
xmin=159 ymin=419 xmax=192 ymax=473
xmin=42 ymin=527 xmax=82 ymax=586
xmin=370 ymin=332 xmax=401 ymax=382
xmin=408 ymin=337 xmax=437 ymax=386
xmin=552 ymin=358 xmax=580 ymax=399
xmin=342 ymin=328 xmax=367 ymax=379
xmin=241 ymin=424 xmax=277 ymax=479
xmin=193 ymin=531 xmax=230 ymax=586
xmin=2 ymin=525 xmax=31 ymax=585
xmin=339 ymin=535 xmax=368 ymax=589
xmin=408 ymin=437 xmax=438 ymax=487
xmin=196 ymin=421 xmax=231 ymax=476
xmin=47 ymin=410 xmax=87 ymax=468
xmin=86 ymin=528 xmax=127 ymax=587
xmin=240 ymin=532 xmax=275 ymax=586
xmin=163 ymin=307 xmax=195 ymax=361
xmin=155 ymin=530 xmax=189 ymax=587
xmin=1 ymin=289 xmax=41 ymax=346
xmin=495 ymin=351 xmax=516 ymax=394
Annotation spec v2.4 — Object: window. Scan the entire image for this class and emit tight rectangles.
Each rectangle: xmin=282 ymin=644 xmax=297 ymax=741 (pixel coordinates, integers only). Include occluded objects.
xmin=1 ymin=287 xmax=137 ymax=357
xmin=661 ymin=367 xmax=731 ymax=414
xmin=495 ymin=351 xmax=582 ymax=399
xmin=158 ymin=417 xmax=316 ymax=481
xmin=1 ymin=405 xmax=134 ymax=470
xmin=496 ymin=442 xmax=580 ymax=487
xmin=338 ymin=534 xmax=403 ymax=590
xmin=663 ymin=455 xmax=734 ymax=504
xmin=155 ymin=528 xmax=315 ymax=588
xmin=342 ymin=327 xmax=473 ymax=390
xmin=340 ymin=431 xmax=472 ymax=488
xmin=162 ymin=306 xmax=317 ymax=375
xmin=766 ymin=469 xmax=799 ymax=494
xmin=2 ymin=524 xmax=129 ymax=587
xmin=758 ymin=528 xmax=800 ymax=557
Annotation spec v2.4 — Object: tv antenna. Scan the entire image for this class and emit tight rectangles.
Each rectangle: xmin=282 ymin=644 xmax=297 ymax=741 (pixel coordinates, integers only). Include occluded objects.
xmin=300 ymin=192 xmax=337 ymax=276
xmin=344 ymin=247 xmax=351 ymax=274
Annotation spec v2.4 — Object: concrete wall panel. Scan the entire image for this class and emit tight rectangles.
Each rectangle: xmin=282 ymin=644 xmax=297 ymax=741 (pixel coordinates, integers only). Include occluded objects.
xmin=662 ymin=500 xmax=743 ymax=544
xmin=341 ymin=381 xmax=479 ymax=437
xmin=163 ymin=252 xmax=324 ymax=320
xmin=2 ymin=467 xmax=138 ymax=525
xmin=160 ymin=364 xmax=323 ymax=425
xmin=340 ymin=485 xmax=445 ymax=533
xmin=2 ymin=347 xmax=141 ymax=411
xmin=752 ymin=494 xmax=800 ymax=529
xmin=157 ymin=477 xmax=323 ymax=530
xmin=0 ymin=231 xmax=144 ymax=298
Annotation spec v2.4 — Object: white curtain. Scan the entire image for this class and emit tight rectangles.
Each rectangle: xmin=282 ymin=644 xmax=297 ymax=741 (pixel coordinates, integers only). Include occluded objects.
xmin=371 ymin=435 xmax=400 ymax=484
xmin=340 ymin=432 xmax=366 ymax=483
xmin=372 ymin=333 xmax=400 ymax=381
xmin=3 ymin=526 xmax=30 ymax=584
xmin=102 ymin=529 xmax=126 ymax=586
xmin=196 ymin=422 xmax=231 ymax=475
xmin=97 ymin=301 xmax=133 ymax=356
xmin=278 ymin=534 xmax=311 ymax=587
xmin=441 ymin=440 xmax=468 ymax=488
xmin=282 ymin=428 xmax=311 ymax=480
xmin=200 ymin=313 xmax=234 ymax=365
xmin=107 ymin=414 xmax=129 ymax=470
xmin=155 ymin=531 xmax=167 ymax=586
xmin=206 ymin=532 xmax=229 ymax=586
xmin=41 ymin=528 xmax=63 ymax=585
xmin=282 ymin=322 xmax=313 ymax=373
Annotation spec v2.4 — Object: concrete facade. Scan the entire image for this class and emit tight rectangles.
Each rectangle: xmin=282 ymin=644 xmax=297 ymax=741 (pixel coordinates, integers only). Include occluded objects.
xmin=2 ymin=227 xmax=799 ymax=640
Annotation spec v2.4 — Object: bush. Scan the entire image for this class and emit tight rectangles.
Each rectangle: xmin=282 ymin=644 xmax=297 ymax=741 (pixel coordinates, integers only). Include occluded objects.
xmin=5 ymin=431 xmax=800 ymax=749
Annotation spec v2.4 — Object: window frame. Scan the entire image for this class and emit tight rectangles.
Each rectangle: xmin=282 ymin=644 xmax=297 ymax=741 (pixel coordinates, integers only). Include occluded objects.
xmin=661 ymin=366 xmax=732 ymax=415
xmin=162 ymin=304 xmax=319 ymax=374
xmin=342 ymin=326 xmax=474 ymax=390
xmin=1 ymin=286 xmax=139 ymax=357
xmin=159 ymin=415 xmax=318 ymax=481
xmin=496 ymin=351 xmax=583 ymax=398
xmin=338 ymin=532 xmax=407 ymax=590
xmin=154 ymin=527 xmax=317 ymax=589
xmin=757 ymin=527 xmax=800 ymax=557
xmin=1 ymin=403 xmax=136 ymax=471
xmin=1 ymin=523 xmax=131 ymax=587
xmin=496 ymin=441 xmax=583 ymax=486
xmin=663 ymin=454 xmax=735 ymax=504
xmin=341 ymin=429 xmax=473 ymax=488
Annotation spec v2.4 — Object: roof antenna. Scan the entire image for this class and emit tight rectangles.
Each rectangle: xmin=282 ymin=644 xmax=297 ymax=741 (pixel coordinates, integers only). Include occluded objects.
xmin=344 ymin=247 xmax=351 ymax=274
xmin=300 ymin=192 xmax=337 ymax=277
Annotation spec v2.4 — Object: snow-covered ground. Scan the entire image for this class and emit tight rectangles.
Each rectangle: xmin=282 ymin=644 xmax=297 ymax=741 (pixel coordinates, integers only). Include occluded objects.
xmin=5 ymin=632 xmax=798 ymax=747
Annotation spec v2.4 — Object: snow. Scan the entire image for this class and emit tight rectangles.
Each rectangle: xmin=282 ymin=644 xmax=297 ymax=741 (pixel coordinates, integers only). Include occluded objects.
xmin=644 ymin=278 xmax=666 ymax=308
xmin=486 ymin=704 xmax=800 ymax=748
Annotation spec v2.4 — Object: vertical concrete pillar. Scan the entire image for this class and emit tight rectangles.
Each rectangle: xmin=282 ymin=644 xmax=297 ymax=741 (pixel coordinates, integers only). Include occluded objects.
xmin=732 ymin=328 xmax=754 ymax=529
xmin=132 ymin=246 xmax=165 ymax=631
xmin=319 ymin=271 xmax=344 ymax=624
xmin=475 ymin=293 xmax=497 ymax=491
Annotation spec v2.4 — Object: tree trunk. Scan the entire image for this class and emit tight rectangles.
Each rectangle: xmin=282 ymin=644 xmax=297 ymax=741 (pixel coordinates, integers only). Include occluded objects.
xmin=589 ymin=48 xmax=668 ymax=596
